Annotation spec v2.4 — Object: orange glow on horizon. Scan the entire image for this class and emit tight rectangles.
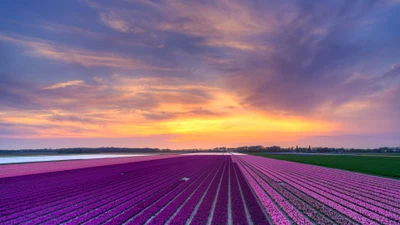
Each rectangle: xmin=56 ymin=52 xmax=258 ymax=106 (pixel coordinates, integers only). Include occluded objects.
xmin=0 ymin=85 xmax=339 ymax=147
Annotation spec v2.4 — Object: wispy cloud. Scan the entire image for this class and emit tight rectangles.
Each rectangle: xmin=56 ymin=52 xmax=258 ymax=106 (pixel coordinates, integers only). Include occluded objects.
xmin=87 ymin=0 xmax=274 ymax=52
xmin=221 ymin=0 xmax=396 ymax=117
xmin=0 ymin=33 xmax=173 ymax=70
xmin=43 ymin=80 xmax=85 ymax=90
xmin=40 ymin=22 xmax=101 ymax=39
xmin=156 ymin=0 xmax=273 ymax=36
xmin=199 ymin=39 xmax=271 ymax=52
xmin=100 ymin=12 xmax=130 ymax=33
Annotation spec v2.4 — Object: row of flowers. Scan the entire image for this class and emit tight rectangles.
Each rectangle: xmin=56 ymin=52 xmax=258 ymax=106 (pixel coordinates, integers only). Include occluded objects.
xmin=133 ymin=161 xmax=222 ymax=225
xmin=1 ymin=155 xmax=269 ymax=225
xmin=233 ymin=155 xmax=400 ymax=225
xmin=0 ymin=155 xmax=173 ymax=216
xmin=249 ymin=156 xmax=400 ymax=223
xmin=0 ymin=156 xmax=216 ymax=224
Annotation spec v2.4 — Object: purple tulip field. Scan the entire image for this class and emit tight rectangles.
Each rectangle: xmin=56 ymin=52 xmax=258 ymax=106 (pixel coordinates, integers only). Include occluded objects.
xmin=0 ymin=155 xmax=268 ymax=225
xmin=1 ymin=154 xmax=399 ymax=225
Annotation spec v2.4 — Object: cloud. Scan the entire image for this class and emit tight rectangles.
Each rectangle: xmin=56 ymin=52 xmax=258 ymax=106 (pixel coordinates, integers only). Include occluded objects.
xmin=87 ymin=0 xmax=274 ymax=52
xmin=0 ymin=118 xmax=97 ymax=138
xmin=47 ymin=114 xmax=98 ymax=124
xmin=0 ymin=33 xmax=173 ymax=70
xmin=43 ymin=80 xmax=85 ymax=90
xmin=1 ymin=0 xmax=400 ymax=147
xmin=40 ymin=22 xmax=101 ymax=39
xmin=222 ymin=0 xmax=396 ymax=116
xmin=156 ymin=0 xmax=272 ymax=36
xmin=0 ymin=75 xmax=43 ymax=110
xmin=199 ymin=39 xmax=271 ymax=52
xmin=0 ymin=74 xmax=219 ymax=114
xmin=0 ymin=122 xmax=38 ymax=137
xmin=0 ymin=74 xmax=259 ymax=139
xmin=100 ymin=12 xmax=130 ymax=32
xmin=381 ymin=64 xmax=400 ymax=81
xmin=141 ymin=109 xmax=228 ymax=121
xmin=0 ymin=72 xmax=338 ymax=145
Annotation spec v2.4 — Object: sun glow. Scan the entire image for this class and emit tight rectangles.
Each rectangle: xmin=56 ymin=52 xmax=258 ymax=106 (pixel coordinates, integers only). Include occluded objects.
xmin=161 ymin=112 xmax=335 ymax=135
xmin=0 ymin=83 xmax=338 ymax=146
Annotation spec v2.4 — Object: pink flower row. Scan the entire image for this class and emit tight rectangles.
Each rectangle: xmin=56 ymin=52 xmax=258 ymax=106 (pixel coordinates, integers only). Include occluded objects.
xmin=234 ymin=155 xmax=400 ymax=225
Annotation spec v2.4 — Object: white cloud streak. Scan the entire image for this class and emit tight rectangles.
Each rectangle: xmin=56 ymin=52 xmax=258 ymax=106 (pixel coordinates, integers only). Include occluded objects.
xmin=43 ymin=80 xmax=85 ymax=90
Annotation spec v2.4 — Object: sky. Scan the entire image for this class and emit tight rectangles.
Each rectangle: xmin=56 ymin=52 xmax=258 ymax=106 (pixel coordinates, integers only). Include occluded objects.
xmin=1 ymin=0 xmax=400 ymax=150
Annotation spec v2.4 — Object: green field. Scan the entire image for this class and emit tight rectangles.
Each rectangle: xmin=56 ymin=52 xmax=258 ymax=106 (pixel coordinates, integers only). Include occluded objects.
xmin=250 ymin=153 xmax=400 ymax=178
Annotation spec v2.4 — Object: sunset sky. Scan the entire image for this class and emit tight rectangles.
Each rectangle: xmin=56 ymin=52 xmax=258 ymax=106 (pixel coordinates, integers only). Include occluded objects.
xmin=1 ymin=0 xmax=400 ymax=149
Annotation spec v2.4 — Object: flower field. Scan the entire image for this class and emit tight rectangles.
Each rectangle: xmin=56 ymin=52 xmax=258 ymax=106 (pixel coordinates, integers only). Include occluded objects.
xmin=0 ymin=154 xmax=399 ymax=224
xmin=232 ymin=154 xmax=400 ymax=225
xmin=0 ymin=155 xmax=268 ymax=225
xmin=0 ymin=154 xmax=181 ymax=178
